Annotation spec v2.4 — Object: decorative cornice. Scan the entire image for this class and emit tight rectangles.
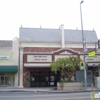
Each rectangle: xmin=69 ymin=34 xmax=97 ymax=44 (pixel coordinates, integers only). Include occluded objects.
xmin=59 ymin=51 xmax=72 ymax=55
xmin=23 ymin=48 xmax=81 ymax=54
xmin=52 ymin=48 xmax=80 ymax=54
xmin=24 ymin=52 xmax=52 ymax=54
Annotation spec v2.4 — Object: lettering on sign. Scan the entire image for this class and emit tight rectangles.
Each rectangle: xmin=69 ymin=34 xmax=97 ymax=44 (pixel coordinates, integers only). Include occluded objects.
xmin=80 ymin=55 xmax=100 ymax=62
xmin=0 ymin=56 xmax=9 ymax=60
xmin=27 ymin=55 xmax=52 ymax=62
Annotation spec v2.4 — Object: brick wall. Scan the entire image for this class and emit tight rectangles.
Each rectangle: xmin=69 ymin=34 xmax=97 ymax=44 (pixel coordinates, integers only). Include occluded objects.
xmin=24 ymin=47 xmax=60 ymax=52
xmin=24 ymin=47 xmax=92 ymax=53
xmin=23 ymin=68 xmax=30 ymax=87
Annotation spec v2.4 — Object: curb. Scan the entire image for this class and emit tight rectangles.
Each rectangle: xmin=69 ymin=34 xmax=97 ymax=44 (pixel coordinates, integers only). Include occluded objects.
xmin=36 ymin=89 xmax=100 ymax=93
xmin=0 ymin=89 xmax=100 ymax=93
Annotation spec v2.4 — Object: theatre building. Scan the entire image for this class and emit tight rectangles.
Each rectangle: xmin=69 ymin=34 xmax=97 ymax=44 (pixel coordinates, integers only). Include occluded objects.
xmin=0 ymin=38 xmax=19 ymax=87
xmin=19 ymin=25 xmax=100 ymax=88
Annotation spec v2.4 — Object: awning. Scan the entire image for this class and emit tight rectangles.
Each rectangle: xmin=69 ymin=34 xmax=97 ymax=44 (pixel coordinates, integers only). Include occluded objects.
xmin=0 ymin=66 xmax=18 ymax=73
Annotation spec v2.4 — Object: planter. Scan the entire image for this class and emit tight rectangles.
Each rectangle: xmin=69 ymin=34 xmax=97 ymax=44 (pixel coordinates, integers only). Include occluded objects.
xmin=57 ymin=82 xmax=83 ymax=90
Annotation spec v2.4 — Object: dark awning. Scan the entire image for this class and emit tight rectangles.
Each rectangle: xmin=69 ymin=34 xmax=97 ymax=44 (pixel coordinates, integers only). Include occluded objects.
xmin=0 ymin=66 xmax=18 ymax=73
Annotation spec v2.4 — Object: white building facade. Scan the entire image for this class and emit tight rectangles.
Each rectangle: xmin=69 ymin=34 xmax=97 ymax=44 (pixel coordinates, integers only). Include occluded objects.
xmin=0 ymin=37 xmax=19 ymax=87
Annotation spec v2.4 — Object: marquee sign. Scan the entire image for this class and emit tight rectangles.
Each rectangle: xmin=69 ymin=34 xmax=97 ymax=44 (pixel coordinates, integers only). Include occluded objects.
xmin=27 ymin=55 xmax=52 ymax=62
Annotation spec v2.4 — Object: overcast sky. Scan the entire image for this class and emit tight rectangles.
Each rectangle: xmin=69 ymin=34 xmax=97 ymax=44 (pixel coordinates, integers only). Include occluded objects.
xmin=0 ymin=0 xmax=100 ymax=40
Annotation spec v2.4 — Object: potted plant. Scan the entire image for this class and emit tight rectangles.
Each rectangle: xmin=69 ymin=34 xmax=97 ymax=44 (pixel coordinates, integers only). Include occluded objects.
xmin=50 ymin=56 xmax=83 ymax=90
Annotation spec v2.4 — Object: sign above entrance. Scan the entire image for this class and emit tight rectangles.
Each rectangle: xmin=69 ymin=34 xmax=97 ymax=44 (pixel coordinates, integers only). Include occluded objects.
xmin=27 ymin=55 xmax=52 ymax=62
xmin=0 ymin=56 xmax=9 ymax=60
xmin=80 ymin=55 xmax=100 ymax=62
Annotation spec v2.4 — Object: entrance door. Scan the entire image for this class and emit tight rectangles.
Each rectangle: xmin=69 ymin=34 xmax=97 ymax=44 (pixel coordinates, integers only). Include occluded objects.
xmin=40 ymin=72 xmax=49 ymax=86
xmin=0 ymin=75 xmax=9 ymax=86
xmin=30 ymin=72 xmax=50 ymax=87
xmin=0 ymin=74 xmax=14 ymax=86
xmin=1 ymin=76 xmax=4 ymax=85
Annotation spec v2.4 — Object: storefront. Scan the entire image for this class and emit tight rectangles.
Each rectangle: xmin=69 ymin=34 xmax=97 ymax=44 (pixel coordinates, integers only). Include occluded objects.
xmin=23 ymin=53 xmax=61 ymax=87
xmin=22 ymin=50 xmax=100 ymax=87
xmin=81 ymin=54 xmax=100 ymax=78
xmin=22 ymin=48 xmax=80 ymax=87
xmin=0 ymin=65 xmax=18 ymax=86
xmin=0 ymin=37 xmax=19 ymax=87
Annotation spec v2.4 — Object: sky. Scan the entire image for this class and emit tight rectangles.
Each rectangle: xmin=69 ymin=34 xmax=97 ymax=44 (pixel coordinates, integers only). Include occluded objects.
xmin=0 ymin=0 xmax=100 ymax=40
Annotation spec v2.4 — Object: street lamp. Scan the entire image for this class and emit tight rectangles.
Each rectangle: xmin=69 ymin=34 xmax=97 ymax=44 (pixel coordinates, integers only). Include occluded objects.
xmin=80 ymin=0 xmax=87 ymax=89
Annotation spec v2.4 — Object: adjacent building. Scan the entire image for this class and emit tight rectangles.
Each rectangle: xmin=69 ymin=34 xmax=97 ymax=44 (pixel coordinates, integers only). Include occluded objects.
xmin=0 ymin=37 xmax=19 ymax=87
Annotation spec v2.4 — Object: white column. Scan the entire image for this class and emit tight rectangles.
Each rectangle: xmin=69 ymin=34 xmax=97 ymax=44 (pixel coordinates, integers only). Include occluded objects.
xmin=12 ymin=37 xmax=19 ymax=87
xmin=12 ymin=37 xmax=19 ymax=65
xmin=14 ymin=73 xmax=18 ymax=87
xmin=19 ymin=48 xmax=23 ymax=88
xmin=60 ymin=24 xmax=65 ymax=48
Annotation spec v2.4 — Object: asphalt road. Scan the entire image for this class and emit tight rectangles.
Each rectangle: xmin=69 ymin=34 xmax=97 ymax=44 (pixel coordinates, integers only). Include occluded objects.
xmin=0 ymin=91 xmax=92 ymax=100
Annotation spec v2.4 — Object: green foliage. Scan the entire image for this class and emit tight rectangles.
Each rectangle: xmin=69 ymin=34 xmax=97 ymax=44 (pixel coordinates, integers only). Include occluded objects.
xmin=50 ymin=56 xmax=82 ymax=81
xmin=66 ymin=56 xmax=81 ymax=70
xmin=92 ymin=92 xmax=96 ymax=98
xmin=50 ymin=58 xmax=66 ymax=73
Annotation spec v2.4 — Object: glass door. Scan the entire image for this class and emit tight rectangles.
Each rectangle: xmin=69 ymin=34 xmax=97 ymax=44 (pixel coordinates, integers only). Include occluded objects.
xmin=30 ymin=72 xmax=50 ymax=87
xmin=30 ymin=71 xmax=60 ymax=87
xmin=0 ymin=76 xmax=9 ymax=86
xmin=40 ymin=72 xmax=49 ymax=86
xmin=5 ymin=77 xmax=9 ymax=85
xmin=1 ymin=76 xmax=4 ymax=85
xmin=30 ymin=72 xmax=40 ymax=87
xmin=0 ymin=74 xmax=13 ymax=86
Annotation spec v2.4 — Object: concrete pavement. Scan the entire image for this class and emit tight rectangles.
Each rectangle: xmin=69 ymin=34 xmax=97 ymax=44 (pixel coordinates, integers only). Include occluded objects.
xmin=0 ymin=86 xmax=100 ymax=93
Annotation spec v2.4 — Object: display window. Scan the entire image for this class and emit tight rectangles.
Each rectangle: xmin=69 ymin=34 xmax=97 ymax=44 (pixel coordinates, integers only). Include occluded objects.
xmin=0 ymin=74 xmax=14 ymax=86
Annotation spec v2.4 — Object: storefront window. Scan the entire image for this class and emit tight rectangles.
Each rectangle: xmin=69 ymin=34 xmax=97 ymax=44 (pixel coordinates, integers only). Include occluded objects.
xmin=9 ymin=75 xmax=14 ymax=86
xmin=0 ymin=74 xmax=14 ymax=86
xmin=30 ymin=71 xmax=60 ymax=87
xmin=5 ymin=77 xmax=9 ymax=85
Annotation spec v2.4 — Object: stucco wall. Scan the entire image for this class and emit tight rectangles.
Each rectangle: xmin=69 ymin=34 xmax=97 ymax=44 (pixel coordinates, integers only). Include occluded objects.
xmin=0 ymin=52 xmax=13 ymax=63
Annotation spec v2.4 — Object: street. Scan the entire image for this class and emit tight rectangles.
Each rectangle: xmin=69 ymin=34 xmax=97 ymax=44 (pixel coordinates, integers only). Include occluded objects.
xmin=0 ymin=91 xmax=92 ymax=100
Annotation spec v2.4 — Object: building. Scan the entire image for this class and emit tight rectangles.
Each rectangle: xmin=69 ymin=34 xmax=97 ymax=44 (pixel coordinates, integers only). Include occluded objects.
xmin=0 ymin=37 xmax=19 ymax=87
xmin=19 ymin=25 xmax=100 ymax=88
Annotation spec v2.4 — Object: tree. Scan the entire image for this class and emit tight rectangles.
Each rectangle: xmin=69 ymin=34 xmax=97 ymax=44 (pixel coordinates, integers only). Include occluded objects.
xmin=50 ymin=56 xmax=81 ymax=82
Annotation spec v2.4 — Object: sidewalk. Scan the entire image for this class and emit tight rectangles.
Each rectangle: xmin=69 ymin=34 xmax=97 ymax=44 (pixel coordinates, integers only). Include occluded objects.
xmin=0 ymin=86 xmax=100 ymax=93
